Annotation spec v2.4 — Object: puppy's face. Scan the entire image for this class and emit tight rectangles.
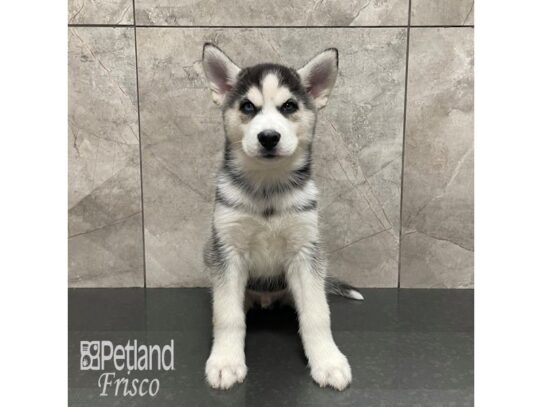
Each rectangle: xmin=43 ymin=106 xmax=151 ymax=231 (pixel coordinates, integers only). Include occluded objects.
xmin=225 ymin=69 xmax=313 ymax=160
xmin=202 ymin=44 xmax=338 ymax=162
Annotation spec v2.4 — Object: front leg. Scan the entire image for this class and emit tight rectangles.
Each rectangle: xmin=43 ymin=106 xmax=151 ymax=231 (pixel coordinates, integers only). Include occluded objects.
xmin=206 ymin=254 xmax=248 ymax=390
xmin=286 ymin=248 xmax=352 ymax=391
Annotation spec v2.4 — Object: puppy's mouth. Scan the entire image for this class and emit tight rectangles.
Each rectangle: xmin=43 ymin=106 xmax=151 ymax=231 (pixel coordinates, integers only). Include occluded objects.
xmin=260 ymin=151 xmax=280 ymax=159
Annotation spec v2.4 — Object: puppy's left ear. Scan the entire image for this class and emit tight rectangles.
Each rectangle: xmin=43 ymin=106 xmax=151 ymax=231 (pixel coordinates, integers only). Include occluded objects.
xmin=297 ymin=48 xmax=339 ymax=109
xmin=202 ymin=43 xmax=241 ymax=105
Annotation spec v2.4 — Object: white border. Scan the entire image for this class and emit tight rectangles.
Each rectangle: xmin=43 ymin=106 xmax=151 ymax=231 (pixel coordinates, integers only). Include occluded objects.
xmin=476 ymin=1 xmax=542 ymax=405
xmin=0 ymin=1 xmax=67 ymax=405
xmin=2 ymin=0 xmax=542 ymax=405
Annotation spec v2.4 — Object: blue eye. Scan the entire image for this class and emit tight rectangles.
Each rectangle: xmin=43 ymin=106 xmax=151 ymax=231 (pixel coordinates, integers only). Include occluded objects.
xmin=240 ymin=100 xmax=256 ymax=114
xmin=280 ymin=100 xmax=298 ymax=114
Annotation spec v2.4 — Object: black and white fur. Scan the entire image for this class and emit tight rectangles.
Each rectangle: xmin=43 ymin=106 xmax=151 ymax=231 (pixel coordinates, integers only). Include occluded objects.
xmin=202 ymin=43 xmax=363 ymax=391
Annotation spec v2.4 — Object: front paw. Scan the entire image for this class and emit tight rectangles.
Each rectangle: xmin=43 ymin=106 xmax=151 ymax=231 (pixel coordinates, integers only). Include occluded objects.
xmin=310 ymin=351 xmax=352 ymax=391
xmin=205 ymin=354 xmax=247 ymax=390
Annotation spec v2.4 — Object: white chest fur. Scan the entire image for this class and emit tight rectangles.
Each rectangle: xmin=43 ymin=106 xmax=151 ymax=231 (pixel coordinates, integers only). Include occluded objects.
xmin=214 ymin=206 xmax=318 ymax=277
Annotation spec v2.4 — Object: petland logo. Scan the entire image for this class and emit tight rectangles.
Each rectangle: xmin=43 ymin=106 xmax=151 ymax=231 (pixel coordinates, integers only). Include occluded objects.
xmin=80 ymin=340 xmax=174 ymax=397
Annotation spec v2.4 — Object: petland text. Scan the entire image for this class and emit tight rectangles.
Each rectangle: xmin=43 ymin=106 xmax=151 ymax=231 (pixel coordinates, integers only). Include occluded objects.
xmin=80 ymin=340 xmax=175 ymax=397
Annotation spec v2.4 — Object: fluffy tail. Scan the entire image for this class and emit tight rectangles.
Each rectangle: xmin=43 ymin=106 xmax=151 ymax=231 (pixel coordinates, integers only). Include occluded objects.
xmin=325 ymin=277 xmax=364 ymax=300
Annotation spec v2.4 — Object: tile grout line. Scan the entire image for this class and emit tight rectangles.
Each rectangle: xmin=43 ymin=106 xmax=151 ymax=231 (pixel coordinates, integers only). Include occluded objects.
xmin=67 ymin=23 xmax=474 ymax=29
xmin=397 ymin=0 xmax=412 ymax=290
xmin=132 ymin=0 xmax=147 ymax=289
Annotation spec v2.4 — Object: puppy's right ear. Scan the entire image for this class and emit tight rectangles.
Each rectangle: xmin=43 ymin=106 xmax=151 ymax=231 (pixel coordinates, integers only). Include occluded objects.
xmin=202 ymin=43 xmax=240 ymax=105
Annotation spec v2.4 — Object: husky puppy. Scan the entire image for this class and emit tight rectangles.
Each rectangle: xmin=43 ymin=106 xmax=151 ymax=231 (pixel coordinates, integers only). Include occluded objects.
xmin=201 ymin=43 xmax=363 ymax=391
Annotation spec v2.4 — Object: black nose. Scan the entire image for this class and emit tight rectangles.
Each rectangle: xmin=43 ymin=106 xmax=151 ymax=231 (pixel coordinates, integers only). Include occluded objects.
xmin=257 ymin=130 xmax=281 ymax=151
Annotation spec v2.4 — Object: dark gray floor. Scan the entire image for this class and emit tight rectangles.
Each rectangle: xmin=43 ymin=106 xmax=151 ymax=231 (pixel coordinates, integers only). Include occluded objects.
xmin=68 ymin=288 xmax=474 ymax=406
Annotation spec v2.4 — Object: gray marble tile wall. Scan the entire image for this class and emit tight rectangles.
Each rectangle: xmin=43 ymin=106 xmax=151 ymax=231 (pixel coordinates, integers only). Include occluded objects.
xmin=400 ymin=27 xmax=474 ymax=288
xmin=68 ymin=26 xmax=144 ymax=287
xmin=69 ymin=0 xmax=134 ymax=25
xmin=68 ymin=1 xmax=474 ymax=288
xmin=134 ymin=0 xmax=409 ymax=26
